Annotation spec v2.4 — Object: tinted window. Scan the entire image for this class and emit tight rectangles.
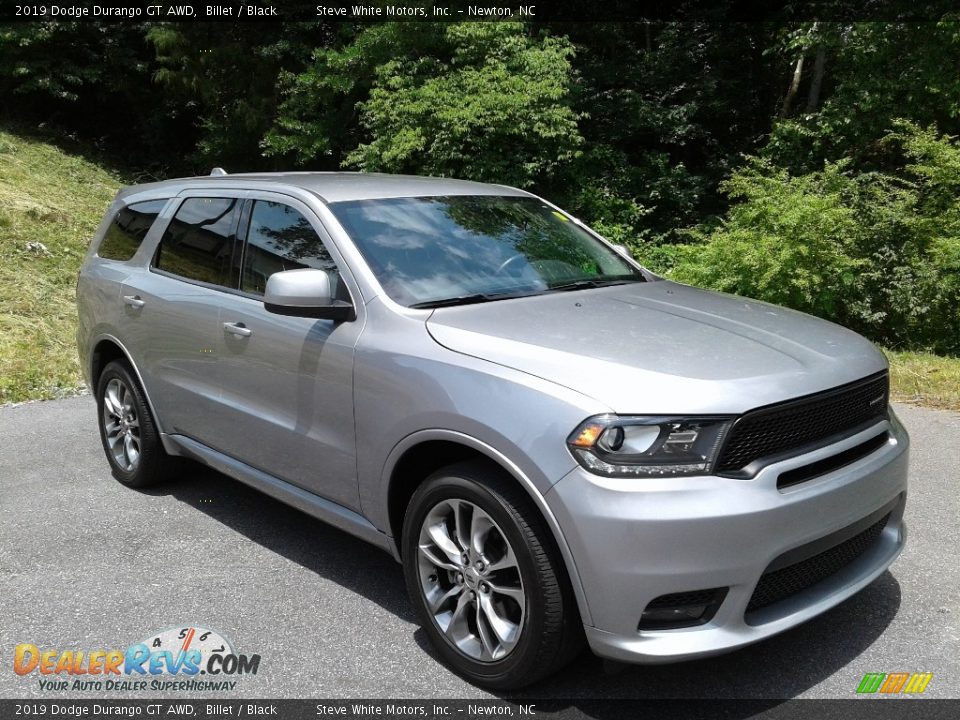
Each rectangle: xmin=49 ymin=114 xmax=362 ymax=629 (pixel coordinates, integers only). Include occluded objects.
xmin=240 ymin=201 xmax=336 ymax=295
xmin=329 ymin=195 xmax=643 ymax=307
xmin=98 ymin=200 xmax=167 ymax=261
xmin=154 ymin=198 xmax=239 ymax=287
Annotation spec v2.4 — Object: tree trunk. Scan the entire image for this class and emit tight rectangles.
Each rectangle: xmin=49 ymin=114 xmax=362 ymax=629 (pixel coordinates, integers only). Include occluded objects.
xmin=780 ymin=55 xmax=805 ymax=117
xmin=805 ymin=46 xmax=826 ymax=112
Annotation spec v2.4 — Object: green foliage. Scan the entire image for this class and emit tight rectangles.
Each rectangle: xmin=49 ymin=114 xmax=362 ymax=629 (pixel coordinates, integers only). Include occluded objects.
xmin=351 ymin=28 xmax=581 ymax=185
xmin=0 ymin=22 xmax=147 ymax=105
xmin=673 ymin=123 xmax=960 ymax=354
xmin=269 ymin=22 xmax=583 ymax=188
xmin=560 ymin=22 xmax=778 ymax=242
xmin=764 ymin=21 xmax=960 ymax=173
xmin=265 ymin=23 xmax=450 ymax=167
xmin=147 ymin=23 xmax=322 ymax=171
xmin=672 ymin=158 xmax=864 ymax=315
xmin=568 ymin=176 xmax=652 ymax=248
xmin=0 ymin=23 xmax=163 ymax=157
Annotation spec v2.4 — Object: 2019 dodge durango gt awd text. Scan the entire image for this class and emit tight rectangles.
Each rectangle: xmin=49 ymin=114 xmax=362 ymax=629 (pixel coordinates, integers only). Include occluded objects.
xmin=76 ymin=171 xmax=909 ymax=688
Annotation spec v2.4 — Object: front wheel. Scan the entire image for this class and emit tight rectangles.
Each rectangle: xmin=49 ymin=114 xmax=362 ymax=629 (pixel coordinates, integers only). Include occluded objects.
xmin=401 ymin=462 xmax=583 ymax=689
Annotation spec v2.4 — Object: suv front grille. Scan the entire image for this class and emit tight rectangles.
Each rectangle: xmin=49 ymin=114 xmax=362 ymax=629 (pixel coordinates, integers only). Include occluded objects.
xmin=746 ymin=512 xmax=890 ymax=613
xmin=714 ymin=371 xmax=889 ymax=475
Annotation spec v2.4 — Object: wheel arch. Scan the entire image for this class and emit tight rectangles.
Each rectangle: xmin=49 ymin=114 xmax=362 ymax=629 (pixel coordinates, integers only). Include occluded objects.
xmin=382 ymin=429 xmax=593 ymax=626
xmin=90 ymin=335 xmax=168 ymax=439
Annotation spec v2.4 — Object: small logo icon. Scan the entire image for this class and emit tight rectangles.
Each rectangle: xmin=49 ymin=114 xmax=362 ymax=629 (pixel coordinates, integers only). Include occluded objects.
xmin=856 ymin=672 xmax=933 ymax=694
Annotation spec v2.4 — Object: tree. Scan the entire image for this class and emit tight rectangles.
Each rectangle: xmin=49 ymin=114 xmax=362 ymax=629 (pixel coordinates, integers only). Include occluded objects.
xmin=146 ymin=22 xmax=323 ymax=172
xmin=0 ymin=22 xmax=174 ymax=164
xmin=266 ymin=22 xmax=583 ymax=189
xmin=764 ymin=21 xmax=960 ymax=173
xmin=555 ymin=22 xmax=780 ymax=243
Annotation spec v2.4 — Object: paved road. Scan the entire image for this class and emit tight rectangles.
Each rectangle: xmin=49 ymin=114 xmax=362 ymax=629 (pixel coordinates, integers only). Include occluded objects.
xmin=1 ymin=397 xmax=957 ymax=700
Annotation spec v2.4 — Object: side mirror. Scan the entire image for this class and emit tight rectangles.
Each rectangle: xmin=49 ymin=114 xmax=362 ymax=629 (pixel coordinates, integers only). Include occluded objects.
xmin=263 ymin=269 xmax=354 ymax=321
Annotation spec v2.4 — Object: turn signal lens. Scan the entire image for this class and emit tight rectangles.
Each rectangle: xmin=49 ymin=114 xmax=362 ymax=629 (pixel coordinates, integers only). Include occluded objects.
xmin=570 ymin=421 xmax=607 ymax=448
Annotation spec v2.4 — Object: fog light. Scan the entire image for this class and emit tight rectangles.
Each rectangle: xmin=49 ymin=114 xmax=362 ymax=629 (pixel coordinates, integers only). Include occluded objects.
xmin=640 ymin=605 xmax=708 ymax=628
xmin=638 ymin=588 xmax=728 ymax=631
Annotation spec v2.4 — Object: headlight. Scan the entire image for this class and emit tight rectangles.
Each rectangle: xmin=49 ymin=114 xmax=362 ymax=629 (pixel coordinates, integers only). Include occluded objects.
xmin=567 ymin=414 xmax=734 ymax=478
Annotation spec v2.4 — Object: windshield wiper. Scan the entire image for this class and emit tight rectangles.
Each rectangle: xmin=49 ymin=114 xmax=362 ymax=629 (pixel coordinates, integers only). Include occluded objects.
xmin=410 ymin=292 xmax=532 ymax=309
xmin=411 ymin=277 xmax=641 ymax=308
xmin=548 ymin=278 xmax=640 ymax=293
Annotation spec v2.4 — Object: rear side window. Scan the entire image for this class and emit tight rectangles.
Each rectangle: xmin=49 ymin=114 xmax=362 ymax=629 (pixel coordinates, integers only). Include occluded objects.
xmin=240 ymin=200 xmax=337 ymax=295
xmin=98 ymin=200 xmax=167 ymax=261
xmin=153 ymin=198 xmax=239 ymax=287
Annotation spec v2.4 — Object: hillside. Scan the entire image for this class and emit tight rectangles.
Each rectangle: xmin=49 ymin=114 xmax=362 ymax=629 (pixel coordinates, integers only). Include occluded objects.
xmin=0 ymin=130 xmax=121 ymax=403
xmin=0 ymin=129 xmax=956 ymax=408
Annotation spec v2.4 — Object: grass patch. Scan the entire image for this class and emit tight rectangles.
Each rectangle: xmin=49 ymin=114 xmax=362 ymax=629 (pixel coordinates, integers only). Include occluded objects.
xmin=885 ymin=349 xmax=960 ymax=411
xmin=0 ymin=129 xmax=123 ymax=403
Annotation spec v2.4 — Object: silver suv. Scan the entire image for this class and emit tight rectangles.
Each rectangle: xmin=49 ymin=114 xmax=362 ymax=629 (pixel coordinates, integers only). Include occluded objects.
xmin=77 ymin=172 xmax=909 ymax=688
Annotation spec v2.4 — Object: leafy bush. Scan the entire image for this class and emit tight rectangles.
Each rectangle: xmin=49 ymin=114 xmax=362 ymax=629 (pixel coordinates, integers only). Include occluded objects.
xmin=763 ymin=22 xmax=960 ymax=175
xmin=671 ymin=122 xmax=960 ymax=355
xmin=267 ymin=23 xmax=582 ymax=189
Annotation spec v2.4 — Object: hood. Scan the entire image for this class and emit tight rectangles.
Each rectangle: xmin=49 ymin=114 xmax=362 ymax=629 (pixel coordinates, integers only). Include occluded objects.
xmin=425 ymin=281 xmax=887 ymax=415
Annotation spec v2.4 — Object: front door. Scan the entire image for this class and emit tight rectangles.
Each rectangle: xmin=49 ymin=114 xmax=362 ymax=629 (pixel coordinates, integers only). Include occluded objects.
xmin=207 ymin=196 xmax=364 ymax=511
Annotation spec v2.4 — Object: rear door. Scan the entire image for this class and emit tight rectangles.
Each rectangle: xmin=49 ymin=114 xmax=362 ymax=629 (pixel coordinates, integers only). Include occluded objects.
xmin=121 ymin=194 xmax=241 ymax=442
xmin=207 ymin=194 xmax=364 ymax=511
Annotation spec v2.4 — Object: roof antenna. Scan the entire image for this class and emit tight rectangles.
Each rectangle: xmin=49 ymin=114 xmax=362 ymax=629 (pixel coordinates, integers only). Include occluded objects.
xmin=210 ymin=167 xmax=228 ymax=176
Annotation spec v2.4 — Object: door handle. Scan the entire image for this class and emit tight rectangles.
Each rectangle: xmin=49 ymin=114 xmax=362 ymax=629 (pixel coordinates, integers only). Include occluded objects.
xmin=123 ymin=295 xmax=145 ymax=309
xmin=223 ymin=322 xmax=252 ymax=337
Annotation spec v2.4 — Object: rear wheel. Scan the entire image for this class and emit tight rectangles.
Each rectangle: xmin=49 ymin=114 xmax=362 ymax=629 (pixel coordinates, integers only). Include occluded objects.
xmin=96 ymin=360 xmax=182 ymax=487
xmin=401 ymin=461 xmax=583 ymax=689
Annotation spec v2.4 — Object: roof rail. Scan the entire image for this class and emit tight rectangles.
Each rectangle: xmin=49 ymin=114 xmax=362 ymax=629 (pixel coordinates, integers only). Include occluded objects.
xmin=210 ymin=167 xmax=228 ymax=176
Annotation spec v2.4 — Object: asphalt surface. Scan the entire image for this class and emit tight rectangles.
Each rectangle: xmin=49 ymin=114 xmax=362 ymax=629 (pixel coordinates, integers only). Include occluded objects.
xmin=0 ymin=397 xmax=957 ymax=701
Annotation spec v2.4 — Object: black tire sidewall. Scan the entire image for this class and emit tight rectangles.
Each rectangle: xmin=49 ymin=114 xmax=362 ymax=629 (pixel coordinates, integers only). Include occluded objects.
xmin=402 ymin=469 xmax=559 ymax=688
xmin=95 ymin=361 xmax=158 ymax=487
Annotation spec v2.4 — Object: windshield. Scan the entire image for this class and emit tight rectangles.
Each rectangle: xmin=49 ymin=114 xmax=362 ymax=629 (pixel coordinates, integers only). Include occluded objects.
xmin=328 ymin=195 xmax=645 ymax=308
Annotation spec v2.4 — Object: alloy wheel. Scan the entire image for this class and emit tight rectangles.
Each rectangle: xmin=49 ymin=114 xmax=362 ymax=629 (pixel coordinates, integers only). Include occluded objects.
xmin=101 ymin=377 xmax=141 ymax=472
xmin=416 ymin=498 xmax=526 ymax=662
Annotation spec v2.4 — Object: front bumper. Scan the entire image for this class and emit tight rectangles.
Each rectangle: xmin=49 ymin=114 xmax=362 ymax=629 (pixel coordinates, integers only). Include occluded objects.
xmin=545 ymin=410 xmax=909 ymax=664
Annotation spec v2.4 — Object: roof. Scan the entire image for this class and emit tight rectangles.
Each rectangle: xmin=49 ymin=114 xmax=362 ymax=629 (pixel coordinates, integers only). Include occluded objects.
xmin=119 ymin=172 xmax=530 ymax=204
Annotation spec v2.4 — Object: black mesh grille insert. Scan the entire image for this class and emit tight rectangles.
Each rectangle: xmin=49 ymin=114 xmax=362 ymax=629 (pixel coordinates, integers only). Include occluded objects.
xmin=746 ymin=513 xmax=890 ymax=613
xmin=715 ymin=372 xmax=889 ymax=475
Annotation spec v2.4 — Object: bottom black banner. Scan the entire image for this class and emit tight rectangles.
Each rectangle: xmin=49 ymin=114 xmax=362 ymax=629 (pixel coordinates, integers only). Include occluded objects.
xmin=0 ymin=699 xmax=957 ymax=720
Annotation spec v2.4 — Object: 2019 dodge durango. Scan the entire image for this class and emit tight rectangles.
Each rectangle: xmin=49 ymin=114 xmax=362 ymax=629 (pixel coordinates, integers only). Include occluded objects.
xmin=77 ymin=172 xmax=909 ymax=688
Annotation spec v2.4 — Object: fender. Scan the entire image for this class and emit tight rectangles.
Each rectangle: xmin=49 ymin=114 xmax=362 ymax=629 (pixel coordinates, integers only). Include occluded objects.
xmin=88 ymin=333 xmax=177 ymax=455
xmin=379 ymin=428 xmax=594 ymax=626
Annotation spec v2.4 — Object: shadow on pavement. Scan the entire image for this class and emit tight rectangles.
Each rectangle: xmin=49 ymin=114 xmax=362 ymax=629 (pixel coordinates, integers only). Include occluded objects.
xmin=143 ymin=464 xmax=413 ymax=622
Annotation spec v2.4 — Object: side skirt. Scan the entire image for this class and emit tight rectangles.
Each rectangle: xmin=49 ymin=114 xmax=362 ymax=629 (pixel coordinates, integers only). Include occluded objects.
xmin=163 ymin=433 xmax=394 ymax=556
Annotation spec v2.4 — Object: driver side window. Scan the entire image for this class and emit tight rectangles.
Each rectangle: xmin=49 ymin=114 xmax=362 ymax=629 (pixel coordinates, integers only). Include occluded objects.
xmin=240 ymin=201 xmax=338 ymax=296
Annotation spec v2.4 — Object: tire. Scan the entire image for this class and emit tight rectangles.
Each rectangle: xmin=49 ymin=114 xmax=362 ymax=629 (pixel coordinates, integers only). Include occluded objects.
xmin=95 ymin=360 xmax=182 ymax=488
xmin=401 ymin=461 xmax=583 ymax=689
